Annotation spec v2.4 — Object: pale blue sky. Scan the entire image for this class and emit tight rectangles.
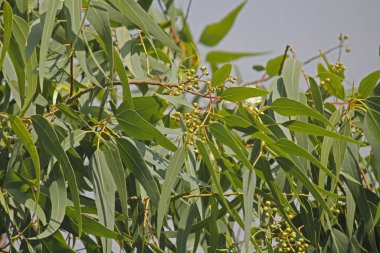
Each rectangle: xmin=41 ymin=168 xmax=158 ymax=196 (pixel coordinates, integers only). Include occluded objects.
xmin=182 ymin=0 xmax=380 ymax=86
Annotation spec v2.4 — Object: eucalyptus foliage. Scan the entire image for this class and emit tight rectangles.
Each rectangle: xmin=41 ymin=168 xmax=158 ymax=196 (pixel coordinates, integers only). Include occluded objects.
xmin=0 ymin=1 xmax=379 ymax=252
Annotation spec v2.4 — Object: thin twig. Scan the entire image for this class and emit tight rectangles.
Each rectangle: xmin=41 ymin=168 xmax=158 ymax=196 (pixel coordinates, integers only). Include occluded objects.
xmin=65 ymin=80 xmax=218 ymax=104
xmin=69 ymin=44 xmax=74 ymax=98
xmin=358 ymin=165 xmax=371 ymax=189
xmin=278 ymin=44 xmax=291 ymax=76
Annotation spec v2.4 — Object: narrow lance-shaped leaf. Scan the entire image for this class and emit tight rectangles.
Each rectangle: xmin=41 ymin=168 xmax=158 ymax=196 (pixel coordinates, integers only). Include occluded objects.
xmin=87 ymin=1 xmax=114 ymax=81
xmin=157 ymin=145 xmax=186 ymax=239
xmin=206 ymin=50 xmax=269 ymax=65
xmin=103 ymin=142 xmax=129 ymax=224
xmin=107 ymin=0 xmax=180 ymax=52
xmin=10 ymin=116 xmax=40 ymax=205
xmin=116 ymin=109 xmax=176 ymax=151
xmin=271 ymin=139 xmax=339 ymax=181
xmin=0 ymin=0 xmax=12 ymax=69
xmin=275 ymin=157 xmax=332 ymax=217
xmin=38 ymin=0 xmax=60 ymax=89
xmin=270 ymin=97 xmax=330 ymax=125
xmin=90 ymin=149 xmax=115 ymax=253
xmin=176 ymin=204 xmax=196 ymax=253
xmin=116 ymin=138 xmax=160 ymax=204
xmin=200 ymin=1 xmax=246 ymax=46
xmin=221 ymin=87 xmax=269 ymax=102
xmin=31 ymin=115 xmax=82 ymax=236
xmin=30 ymin=166 xmax=67 ymax=239
xmin=243 ymin=169 xmax=256 ymax=253
xmin=282 ymin=120 xmax=364 ymax=145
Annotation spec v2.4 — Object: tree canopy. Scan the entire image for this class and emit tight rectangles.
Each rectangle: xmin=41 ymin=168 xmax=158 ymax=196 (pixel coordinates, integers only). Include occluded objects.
xmin=0 ymin=1 xmax=379 ymax=252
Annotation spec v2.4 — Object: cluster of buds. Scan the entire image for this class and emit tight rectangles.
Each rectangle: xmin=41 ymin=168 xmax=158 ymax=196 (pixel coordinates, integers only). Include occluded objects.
xmin=170 ymin=103 xmax=207 ymax=145
xmin=331 ymin=62 xmax=346 ymax=75
xmin=331 ymin=200 xmax=344 ymax=215
xmin=320 ymin=77 xmax=331 ymax=88
xmin=259 ymin=201 xmax=309 ymax=253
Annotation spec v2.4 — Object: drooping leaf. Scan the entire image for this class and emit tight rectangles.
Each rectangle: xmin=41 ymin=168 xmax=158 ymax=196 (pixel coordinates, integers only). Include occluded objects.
xmin=38 ymin=0 xmax=60 ymax=88
xmin=157 ymin=145 xmax=186 ymax=239
xmin=10 ymin=116 xmax=40 ymax=202
xmin=87 ymin=1 xmax=114 ymax=81
xmin=116 ymin=138 xmax=160 ymax=204
xmin=176 ymin=204 xmax=196 ymax=253
xmin=102 ymin=142 xmax=129 ymax=224
xmin=243 ymin=169 xmax=256 ymax=252
xmin=31 ymin=115 xmax=82 ymax=236
xmin=199 ymin=1 xmax=246 ymax=46
xmin=0 ymin=1 xmax=12 ymax=70
xmin=31 ymin=167 xmax=67 ymax=239
xmin=221 ymin=87 xmax=269 ymax=102
xmin=90 ymin=149 xmax=116 ymax=253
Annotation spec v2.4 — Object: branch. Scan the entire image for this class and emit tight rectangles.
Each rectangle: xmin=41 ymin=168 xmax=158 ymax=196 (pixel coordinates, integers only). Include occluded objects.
xmin=65 ymin=80 xmax=217 ymax=104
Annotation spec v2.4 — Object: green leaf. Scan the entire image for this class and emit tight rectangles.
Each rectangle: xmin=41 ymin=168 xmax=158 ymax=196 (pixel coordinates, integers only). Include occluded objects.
xmin=39 ymin=0 xmax=60 ymax=89
xmin=31 ymin=167 xmax=67 ymax=239
xmin=199 ymin=1 xmax=246 ymax=46
xmin=206 ymin=51 xmax=268 ymax=65
xmin=88 ymin=1 xmax=114 ymax=81
xmin=363 ymin=96 xmax=380 ymax=145
xmin=155 ymin=94 xmax=194 ymax=113
xmin=107 ymin=0 xmax=180 ymax=52
xmin=329 ymin=229 xmax=361 ymax=253
xmin=211 ymin=63 xmax=232 ymax=87
xmin=358 ymin=70 xmax=380 ymax=98
xmin=282 ymin=58 xmax=302 ymax=100
xmin=266 ymin=55 xmax=287 ymax=77
xmin=31 ymin=115 xmax=82 ymax=237
xmin=116 ymin=109 xmax=176 ymax=151
xmin=0 ymin=0 xmax=12 ymax=70
xmin=221 ymin=87 xmax=269 ymax=102
xmin=282 ymin=120 xmax=364 ymax=145
xmin=176 ymin=204 xmax=196 ymax=253
xmin=308 ymin=76 xmax=324 ymax=114
xmin=10 ymin=116 xmax=40 ymax=203
xmin=209 ymin=123 xmax=251 ymax=169
xmin=116 ymin=138 xmax=160 ymax=204
xmin=270 ymin=97 xmax=330 ymax=125
xmin=157 ymin=145 xmax=186 ymax=239
xmin=271 ymin=139 xmax=339 ymax=181
xmin=90 ymin=149 xmax=115 ymax=253
xmin=66 ymin=207 xmax=123 ymax=240
xmin=102 ymin=142 xmax=129 ymax=224
xmin=275 ymin=157 xmax=332 ymax=216
xmin=243 ymin=169 xmax=256 ymax=252
xmin=318 ymin=72 xmax=345 ymax=100
xmin=113 ymin=48 xmax=133 ymax=109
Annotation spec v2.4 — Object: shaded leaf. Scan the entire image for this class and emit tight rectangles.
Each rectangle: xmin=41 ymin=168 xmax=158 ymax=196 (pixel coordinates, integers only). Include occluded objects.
xmin=116 ymin=109 xmax=176 ymax=151
xmin=31 ymin=115 xmax=82 ymax=236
